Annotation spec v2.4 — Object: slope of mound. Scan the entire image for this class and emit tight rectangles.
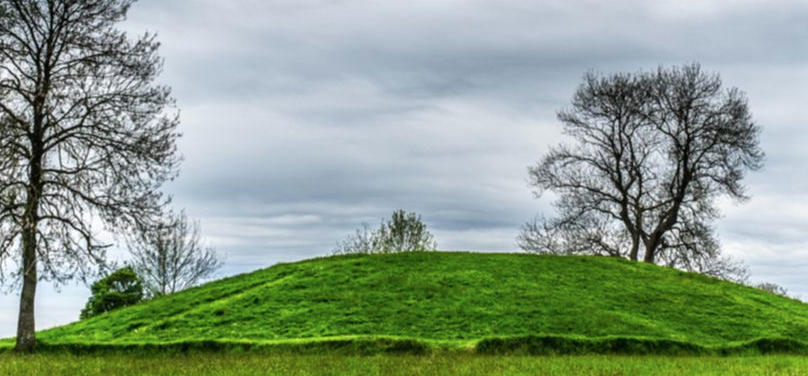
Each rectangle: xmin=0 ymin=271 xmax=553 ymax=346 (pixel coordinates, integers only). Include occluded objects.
xmin=27 ymin=252 xmax=808 ymax=352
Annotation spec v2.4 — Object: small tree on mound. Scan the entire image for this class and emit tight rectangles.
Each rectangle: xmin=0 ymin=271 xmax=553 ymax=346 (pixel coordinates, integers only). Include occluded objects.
xmin=129 ymin=210 xmax=223 ymax=297
xmin=333 ymin=209 xmax=438 ymax=254
xmin=754 ymin=282 xmax=789 ymax=298
xmin=80 ymin=267 xmax=144 ymax=319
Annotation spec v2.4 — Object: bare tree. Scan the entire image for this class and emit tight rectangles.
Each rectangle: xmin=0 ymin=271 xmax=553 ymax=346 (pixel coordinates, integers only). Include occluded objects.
xmin=0 ymin=0 xmax=179 ymax=351
xmin=754 ymin=282 xmax=790 ymax=298
xmin=129 ymin=211 xmax=222 ymax=297
xmin=333 ymin=209 xmax=438 ymax=255
xmin=376 ymin=209 xmax=437 ymax=252
xmin=520 ymin=64 xmax=763 ymax=279
xmin=332 ymin=222 xmax=380 ymax=255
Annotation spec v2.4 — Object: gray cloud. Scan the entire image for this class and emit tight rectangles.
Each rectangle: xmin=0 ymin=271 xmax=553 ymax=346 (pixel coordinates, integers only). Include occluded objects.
xmin=1 ymin=0 xmax=807 ymax=337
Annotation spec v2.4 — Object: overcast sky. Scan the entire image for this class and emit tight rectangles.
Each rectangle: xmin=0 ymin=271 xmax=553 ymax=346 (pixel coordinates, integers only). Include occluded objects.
xmin=1 ymin=0 xmax=807 ymax=337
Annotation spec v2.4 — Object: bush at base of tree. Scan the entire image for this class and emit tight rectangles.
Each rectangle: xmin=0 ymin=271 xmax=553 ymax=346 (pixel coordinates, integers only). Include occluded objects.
xmin=80 ymin=267 xmax=144 ymax=320
xmin=333 ymin=209 xmax=438 ymax=255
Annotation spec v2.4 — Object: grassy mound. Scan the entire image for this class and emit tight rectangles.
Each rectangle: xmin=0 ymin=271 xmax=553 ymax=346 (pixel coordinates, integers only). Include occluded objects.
xmin=10 ymin=252 xmax=808 ymax=354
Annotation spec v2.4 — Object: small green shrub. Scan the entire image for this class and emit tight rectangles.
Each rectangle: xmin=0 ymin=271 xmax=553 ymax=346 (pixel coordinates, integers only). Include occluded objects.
xmin=80 ymin=267 xmax=144 ymax=320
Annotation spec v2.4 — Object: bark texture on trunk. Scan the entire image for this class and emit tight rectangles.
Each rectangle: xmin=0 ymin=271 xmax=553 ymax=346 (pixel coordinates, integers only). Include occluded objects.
xmin=15 ymin=239 xmax=37 ymax=352
xmin=629 ymin=233 xmax=640 ymax=261
xmin=643 ymin=244 xmax=656 ymax=264
xmin=16 ymin=134 xmax=43 ymax=353
xmin=16 ymin=195 xmax=40 ymax=352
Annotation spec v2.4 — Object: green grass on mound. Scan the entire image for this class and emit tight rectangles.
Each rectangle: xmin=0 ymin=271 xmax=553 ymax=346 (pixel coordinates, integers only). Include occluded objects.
xmin=17 ymin=252 xmax=808 ymax=354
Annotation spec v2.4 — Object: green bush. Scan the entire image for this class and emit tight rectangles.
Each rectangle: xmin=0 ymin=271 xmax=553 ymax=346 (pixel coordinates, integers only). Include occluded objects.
xmin=80 ymin=267 xmax=144 ymax=320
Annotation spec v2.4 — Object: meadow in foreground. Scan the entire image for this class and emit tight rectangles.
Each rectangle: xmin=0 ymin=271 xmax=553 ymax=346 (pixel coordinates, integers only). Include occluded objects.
xmin=2 ymin=353 xmax=808 ymax=376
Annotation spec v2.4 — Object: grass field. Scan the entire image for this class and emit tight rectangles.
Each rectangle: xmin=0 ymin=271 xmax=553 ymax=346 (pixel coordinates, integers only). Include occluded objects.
xmin=22 ymin=252 xmax=808 ymax=354
xmin=4 ymin=253 xmax=808 ymax=374
xmin=2 ymin=353 xmax=808 ymax=376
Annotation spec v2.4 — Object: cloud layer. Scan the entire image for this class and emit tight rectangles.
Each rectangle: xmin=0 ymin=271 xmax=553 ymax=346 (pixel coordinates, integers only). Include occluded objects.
xmin=1 ymin=0 xmax=806 ymax=336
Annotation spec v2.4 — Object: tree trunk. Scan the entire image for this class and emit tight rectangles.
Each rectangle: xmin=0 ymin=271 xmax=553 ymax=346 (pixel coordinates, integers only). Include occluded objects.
xmin=16 ymin=183 xmax=41 ymax=352
xmin=16 ymin=132 xmax=43 ymax=353
xmin=628 ymin=232 xmax=640 ymax=261
xmin=15 ymin=235 xmax=37 ymax=352
xmin=643 ymin=244 xmax=656 ymax=264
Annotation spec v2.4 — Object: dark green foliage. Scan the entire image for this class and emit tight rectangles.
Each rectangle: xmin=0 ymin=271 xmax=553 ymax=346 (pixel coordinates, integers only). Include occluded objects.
xmin=3 ymin=335 xmax=808 ymax=357
xmin=10 ymin=337 xmax=432 ymax=356
xmin=475 ymin=335 xmax=703 ymax=356
xmin=476 ymin=335 xmax=808 ymax=356
xmin=80 ymin=267 xmax=144 ymax=320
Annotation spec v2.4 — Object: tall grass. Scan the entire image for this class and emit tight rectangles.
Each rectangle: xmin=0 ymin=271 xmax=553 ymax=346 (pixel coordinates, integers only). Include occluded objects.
xmin=1 ymin=354 xmax=807 ymax=376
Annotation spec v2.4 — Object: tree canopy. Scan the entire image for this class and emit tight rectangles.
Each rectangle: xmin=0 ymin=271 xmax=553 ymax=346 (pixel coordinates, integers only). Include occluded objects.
xmin=333 ymin=209 xmax=438 ymax=254
xmin=129 ymin=210 xmax=223 ymax=297
xmin=0 ymin=0 xmax=179 ymax=351
xmin=519 ymin=64 xmax=763 ymax=278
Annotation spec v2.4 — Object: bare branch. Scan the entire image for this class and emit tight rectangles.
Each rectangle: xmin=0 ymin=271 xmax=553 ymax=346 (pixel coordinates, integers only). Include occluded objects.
xmin=0 ymin=0 xmax=180 ymax=352
xmin=521 ymin=64 xmax=763 ymax=280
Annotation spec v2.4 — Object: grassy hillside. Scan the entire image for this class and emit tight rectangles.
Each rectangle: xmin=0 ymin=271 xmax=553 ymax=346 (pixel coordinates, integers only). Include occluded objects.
xmin=11 ymin=252 xmax=808 ymax=353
